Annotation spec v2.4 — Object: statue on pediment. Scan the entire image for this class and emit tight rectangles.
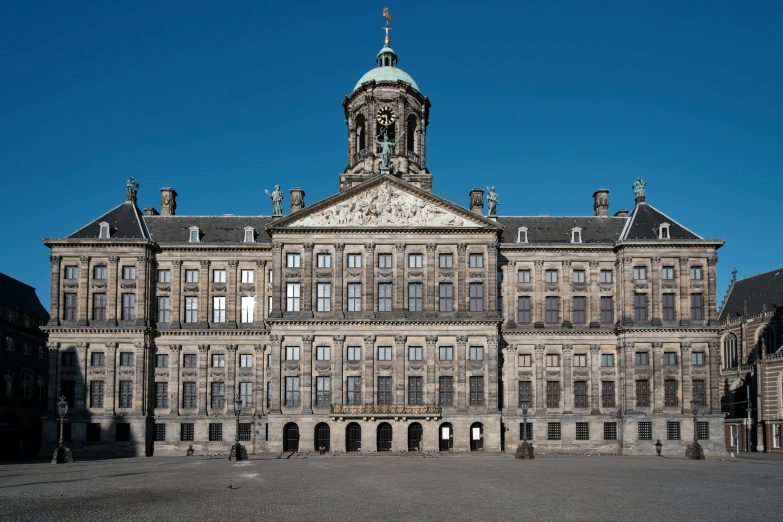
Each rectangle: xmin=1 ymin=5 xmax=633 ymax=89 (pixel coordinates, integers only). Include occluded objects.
xmin=265 ymin=185 xmax=283 ymax=217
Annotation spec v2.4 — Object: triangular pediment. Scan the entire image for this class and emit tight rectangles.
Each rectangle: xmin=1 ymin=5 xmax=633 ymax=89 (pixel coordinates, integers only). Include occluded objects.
xmin=269 ymin=175 xmax=501 ymax=230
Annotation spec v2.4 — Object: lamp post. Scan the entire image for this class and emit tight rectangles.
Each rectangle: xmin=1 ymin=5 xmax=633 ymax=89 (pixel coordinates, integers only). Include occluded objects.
xmin=229 ymin=394 xmax=247 ymax=461
xmin=515 ymin=399 xmax=534 ymax=459
xmin=51 ymin=396 xmax=72 ymax=464
xmin=522 ymin=400 xmax=529 ymax=442
xmin=685 ymin=398 xmax=704 ymax=460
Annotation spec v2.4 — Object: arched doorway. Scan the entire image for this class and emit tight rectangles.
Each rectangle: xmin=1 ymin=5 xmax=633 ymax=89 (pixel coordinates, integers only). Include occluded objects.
xmin=439 ymin=422 xmax=453 ymax=451
xmin=346 ymin=423 xmax=362 ymax=452
xmin=408 ymin=422 xmax=423 ymax=452
xmin=377 ymin=423 xmax=392 ymax=451
xmin=470 ymin=422 xmax=484 ymax=451
xmin=283 ymin=422 xmax=299 ymax=452
xmin=314 ymin=423 xmax=330 ymax=452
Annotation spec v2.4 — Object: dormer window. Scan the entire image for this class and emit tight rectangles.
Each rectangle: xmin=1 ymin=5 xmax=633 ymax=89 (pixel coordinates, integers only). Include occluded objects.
xmin=571 ymin=228 xmax=582 ymax=243
xmin=189 ymin=227 xmax=200 ymax=243
xmin=244 ymin=227 xmax=255 ymax=243
xmin=658 ymin=223 xmax=670 ymax=239
xmin=517 ymin=227 xmax=528 ymax=243
xmin=98 ymin=222 xmax=110 ymax=239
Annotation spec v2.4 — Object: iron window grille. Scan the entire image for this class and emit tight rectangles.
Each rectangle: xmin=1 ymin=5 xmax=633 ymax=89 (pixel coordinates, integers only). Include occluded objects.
xmin=636 ymin=380 xmax=650 ymax=407
xmin=574 ymin=381 xmax=588 ymax=408
xmin=239 ymin=423 xmax=252 ymax=441
xmin=576 ymin=422 xmax=589 ymax=441
xmin=601 ymin=381 xmax=615 ymax=408
xmin=210 ymin=382 xmax=225 ymax=409
xmin=209 ymin=423 xmax=223 ymax=441
xmin=604 ymin=422 xmax=617 ymax=440
xmin=377 ymin=376 xmax=393 ymax=405
xmin=439 ymin=283 xmax=453 ymax=312
xmin=469 ymin=376 xmax=484 ymax=405
xmin=182 ymin=382 xmax=197 ymax=408
xmin=664 ymin=379 xmax=678 ymax=407
xmin=117 ymin=425 xmax=130 ymax=444
xmin=154 ymin=423 xmax=166 ymax=442
xmin=692 ymin=379 xmax=706 ymax=404
xmin=286 ymin=377 xmax=300 ymax=406
xmin=155 ymin=382 xmax=168 ymax=409
xmin=408 ymin=376 xmax=423 ymax=405
xmin=518 ymin=269 xmax=530 ymax=283
xmin=378 ymin=283 xmax=392 ymax=312
xmin=697 ymin=421 xmax=709 ymax=440
xmin=520 ymin=423 xmax=533 ymax=440
xmin=518 ymin=296 xmax=531 ymax=323
xmin=545 ymin=296 xmax=559 ymax=323
xmin=666 ymin=421 xmax=680 ymax=440
xmin=600 ymin=296 xmax=613 ymax=323
xmin=518 ymin=381 xmax=532 ymax=407
xmin=87 ymin=423 xmax=102 ymax=442
xmin=546 ymin=381 xmax=560 ymax=408
xmin=439 ymin=346 xmax=453 ymax=361
xmin=439 ymin=376 xmax=453 ymax=405
xmin=469 ymin=283 xmax=484 ymax=311
xmin=547 ymin=422 xmax=561 ymax=440
xmin=408 ymin=283 xmax=423 ymax=311
xmin=638 ymin=422 xmax=652 ymax=440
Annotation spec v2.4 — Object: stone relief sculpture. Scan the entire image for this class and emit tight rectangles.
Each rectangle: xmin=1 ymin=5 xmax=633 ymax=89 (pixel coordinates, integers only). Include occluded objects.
xmin=291 ymin=182 xmax=477 ymax=227
xmin=486 ymin=186 xmax=499 ymax=217
xmin=265 ymin=185 xmax=284 ymax=217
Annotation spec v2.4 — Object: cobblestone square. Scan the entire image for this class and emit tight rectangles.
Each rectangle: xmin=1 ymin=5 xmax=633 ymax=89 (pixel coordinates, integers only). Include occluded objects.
xmin=2 ymin=454 xmax=782 ymax=521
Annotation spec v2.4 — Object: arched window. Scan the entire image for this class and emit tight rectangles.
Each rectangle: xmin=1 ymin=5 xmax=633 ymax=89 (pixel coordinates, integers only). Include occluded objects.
xmin=346 ymin=422 xmax=361 ymax=452
xmin=723 ymin=333 xmax=738 ymax=369
xmin=439 ymin=422 xmax=453 ymax=451
xmin=408 ymin=422 xmax=423 ymax=452
xmin=314 ymin=422 xmax=330 ymax=452
xmin=406 ymin=115 xmax=417 ymax=155
xmin=377 ymin=422 xmax=392 ymax=451
xmin=760 ymin=327 xmax=777 ymax=355
xmin=355 ymin=115 xmax=366 ymax=155
xmin=470 ymin=422 xmax=484 ymax=451
xmin=283 ymin=422 xmax=299 ymax=452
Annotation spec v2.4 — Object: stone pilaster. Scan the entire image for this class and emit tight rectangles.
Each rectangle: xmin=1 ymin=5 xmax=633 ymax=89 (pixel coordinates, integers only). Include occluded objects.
xmin=268 ymin=336 xmax=282 ymax=413
xmin=334 ymin=244 xmax=345 ymax=317
xmin=254 ymin=344 xmax=266 ymax=414
xmin=364 ymin=243 xmax=375 ymax=317
xmin=46 ymin=342 xmax=60 ymax=412
xmin=456 ymin=335 xmax=467 ymax=412
xmin=681 ymin=341 xmax=692 ymax=413
xmin=301 ymin=336 xmax=313 ymax=413
xmin=48 ymin=256 xmax=61 ymax=326
xmin=254 ymin=260 xmax=265 ymax=325
xmin=103 ymin=342 xmax=117 ymax=414
xmin=652 ymin=342 xmax=664 ymax=413
xmin=503 ymin=346 xmax=514 ymax=414
xmin=226 ymin=344 xmax=238 ymax=409
xmin=394 ymin=335 xmax=406 ymax=405
xmin=535 ymin=344 xmax=545 ymax=411
xmin=563 ymin=344 xmax=573 ymax=413
xmin=679 ymin=257 xmax=690 ymax=326
xmin=426 ymin=243 xmax=437 ymax=316
xmin=77 ymin=255 xmax=90 ymax=326
xmin=363 ymin=335 xmax=376 ymax=404
xmin=707 ymin=256 xmax=718 ymax=325
xmin=590 ymin=344 xmax=600 ymax=414
xmin=561 ymin=260 xmax=572 ymax=327
xmin=425 ymin=336 xmax=437 ymax=404
xmin=487 ymin=244 xmax=498 ymax=318
xmin=333 ymin=336 xmax=345 ymax=407
xmin=589 ymin=260 xmax=600 ymax=327
xmin=708 ymin=341 xmax=720 ymax=413
xmin=302 ymin=244 xmax=314 ymax=318
xmin=199 ymin=260 xmax=210 ymax=324
xmin=616 ymin=344 xmax=625 ymax=412
xmin=76 ymin=343 xmax=88 ymax=414
xmin=107 ymin=256 xmax=119 ymax=326
xmin=135 ymin=256 xmax=149 ymax=326
xmin=651 ymin=257 xmax=661 ymax=326
xmin=503 ymin=265 xmax=516 ymax=329
xmin=621 ymin=257 xmax=634 ymax=326
xmin=395 ymin=244 xmax=406 ymax=317
xmin=227 ymin=260 xmax=239 ymax=327
xmin=534 ymin=261 xmax=544 ymax=326
xmin=624 ymin=342 xmax=635 ymax=412
xmin=457 ymin=243 xmax=467 ymax=317
xmin=170 ymin=260 xmax=182 ymax=328
xmin=487 ymin=335 xmax=499 ymax=410
xmin=270 ymin=243 xmax=283 ymax=318
xmin=198 ymin=344 xmax=209 ymax=415
xmin=169 ymin=344 xmax=181 ymax=415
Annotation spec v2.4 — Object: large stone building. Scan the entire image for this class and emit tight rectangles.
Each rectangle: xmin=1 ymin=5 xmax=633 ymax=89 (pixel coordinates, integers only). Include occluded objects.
xmin=42 ymin=27 xmax=727 ymax=457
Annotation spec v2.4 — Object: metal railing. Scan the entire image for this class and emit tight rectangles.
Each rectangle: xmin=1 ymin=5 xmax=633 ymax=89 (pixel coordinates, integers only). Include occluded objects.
xmin=331 ymin=404 xmax=441 ymax=415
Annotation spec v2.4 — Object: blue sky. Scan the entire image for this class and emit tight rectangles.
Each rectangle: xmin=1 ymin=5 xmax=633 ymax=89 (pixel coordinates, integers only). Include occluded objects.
xmin=1 ymin=1 xmax=781 ymax=311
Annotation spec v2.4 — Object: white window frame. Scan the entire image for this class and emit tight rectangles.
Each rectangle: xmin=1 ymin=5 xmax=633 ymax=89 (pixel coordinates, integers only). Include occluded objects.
xmin=286 ymin=346 xmax=300 ymax=361
xmin=469 ymin=346 xmax=484 ymax=361
xmin=730 ymin=425 xmax=739 ymax=447
xmin=469 ymin=253 xmax=484 ymax=268
xmin=439 ymin=254 xmax=453 ymax=268
xmin=316 ymin=283 xmax=331 ymax=312
xmin=244 ymin=227 xmax=254 ymax=243
xmin=378 ymin=253 xmax=392 ymax=268
xmin=408 ymin=254 xmax=423 ymax=268
xmin=240 ymin=296 xmax=254 ymax=323
xmin=212 ymin=354 xmax=225 ymax=368
xmin=347 ymin=346 xmax=361 ymax=361
xmin=633 ymin=266 xmax=647 ymax=281
xmin=240 ymin=269 xmax=254 ymax=283
xmin=439 ymin=346 xmax=453 ymax=361
xmin=185 ymin=296 xmax=198 ymax=323
xmin=185 ymin=269 xmax=198 ymax=283
xmin=572 ymin=270 xmax=585 ymax=283
xmin=347 ymin=283 xmax=362 ymax=312
xmin=378 ymin=346 xmax=392 ymax=361
xmin=658 ymin=222 xmax=670 ymax=239
xmin=99 ymin=221 xmax=111 ymax=239
xmin=600 ymin=270 xmax=612 ymax=283
xmin=212 ymin=296 xmax=226 ymax=322
xmin=661 ymin=266 xmax=675 ymax=280
xmin=317 ymin=253 xmax=331 ymax=268
xmin=316 ymin=346 xmax=331 ymax=361
xmin=122 ymin=266 xmax=136 ymax=280
xmin=518 ymin=269 xmax=530 ymax=283
xmin=545 ymin=270 xmax=558 ymax=283
xmin=517 ymin=227 xmax=528 ymax=243
xmin=691 ymin=266 xmax=703 ymax=280
xmin=240 ymin=354 xmax=253 ymax=368
xmin=408 ymin=346 xmax=423 ymax=361
xmin=286 ymin=283 xmax=301 ymax=312
xmin=347 ymin=254 xmax=362 ymax=268
xmin=213 ymin=269 xmax=226 ymax=283
xmin=189 ymin=226 xmax=200 ymax=243
xmin=571 ymin=227 xmax=582 ymax=243
xmin=157 ymin=269 xmax=170 ymax=283
xmin=286 ymin=253 xmax=301 ymax=268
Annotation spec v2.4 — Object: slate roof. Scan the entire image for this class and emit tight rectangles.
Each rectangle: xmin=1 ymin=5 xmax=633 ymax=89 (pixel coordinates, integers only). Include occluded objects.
xmin=143 ymin=216 xmax=274 ymax=244
xmin=619 ymin=203 xmax=701 ymax=241
xmin=497 ymin=216 xmax=627 ymax=244
xmin=0 ymin=272 xmax=49 ymax=319
xmin=67 ymin=201 xmax=149 ymax=240
xmin=719 ymin=267 xmax=783 ymax=322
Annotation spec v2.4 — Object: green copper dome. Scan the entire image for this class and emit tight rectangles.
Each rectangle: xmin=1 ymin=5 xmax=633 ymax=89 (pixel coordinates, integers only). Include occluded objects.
xmin=353 ymin=45 xmax=420 ymax=92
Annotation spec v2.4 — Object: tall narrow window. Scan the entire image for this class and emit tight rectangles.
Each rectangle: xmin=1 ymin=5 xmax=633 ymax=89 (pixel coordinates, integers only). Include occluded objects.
xmin=347 ymin=283 xmax=362 ymax=312
xmin=346 ymin=377 xmax=361 ymax=405
xmin=285 ymin=377 xmax=300 ymax=406
xmin=185 ymin=297 xmax=198 ymax=323
xmin=518 ymin=296 xmax=531 ymax=323
xmin=439 ymin=376 xmax=453 ymax=405
xmin=692 ymin=379 xmax=706 ymax=404
xmin=240 ymin=382 xmax=253 ymax=408
xmin=63 ymin=293 xmax=77 ymax=321
xmin=601 ymin=381 xmax=615 ymax=407
xmin=182 ymin=382 xmax=197 ymax=408
xmin=519 ymin=381 xmax=533 ymax=407
xmin=90 ymin=381 xmax=104 ymax=408
xmin=240 ymin=296 xmax=254 ymax=323
xmin=93 ymin=293 xmax=107 ymax=321
xmin=286 ymin=283 xmax=300 ymax=312
xmin=572 ymin=296 xmax=586 ymax=323
xmin=157 ymin=296 xmax=170 ymax=323
xmin=469 ymin=283 xmax=484 ymax=312
xmin=212 ymin=297 xmax=226 ymax=322
xmin=408 ymin=283 xmax=423 ymax=311
xmin=469 ymin=376 xmax=484 ymax=405
xmin=122 ymin=293 xmax=136 ymax=320
xmin=439 ymin=283 xmax=453 ymax=312
xmin=690 ymin=294 xmax=703 ymax=320
xmin=378 ymin=283 xmax=392 ymax=312
xmin=119 ymin=380 xmax=133 ymax=408
xmin=662 ymin=293 xmax=675 ymax=321
xmin=574 ymin=381 xmax=587 ymax=408
xmin=664 ymin=379 xmax=678 ymax=407
xmin=316 ymin=377 xmax=330 ymax=406
xmin=377 ymin=376 xmax=392 ymax=405
xmin=600 ymin=296 xmax=613 ymax=323
xmin=546 ymin=381 xmax=560 ymax=408
xmin=545 ymin=296 xmax=559 ymax=323
xmin=634 ymin=293 xmax=647 ymax=321
xmin=155 ymin=382 xmax=168 ymax=409
xmin=317 ymin=283 xmax=331 ymax=312
xmin=408 ymin=376 xmax=423 ymax=405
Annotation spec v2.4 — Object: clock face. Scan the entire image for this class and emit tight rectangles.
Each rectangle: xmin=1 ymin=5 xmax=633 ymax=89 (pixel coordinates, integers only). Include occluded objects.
xmin=376 ymin=105 xmax=396 ymax=126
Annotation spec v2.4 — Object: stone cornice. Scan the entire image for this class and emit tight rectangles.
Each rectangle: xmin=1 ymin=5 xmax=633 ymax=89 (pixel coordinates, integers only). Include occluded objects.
xmin=266 ymin=317 xmax=503 ymax=327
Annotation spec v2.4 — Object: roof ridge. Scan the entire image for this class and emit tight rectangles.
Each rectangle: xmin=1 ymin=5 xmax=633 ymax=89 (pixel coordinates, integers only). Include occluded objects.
xmin=64 ymin=201 xmax=127 ymax=238
xmin=644 ymin=203 xmax=703 ymax=240
xmin=0 ymin=271 xmax=37 ymax=290
xmin=734 ymin=266 xmax=783 ymax=283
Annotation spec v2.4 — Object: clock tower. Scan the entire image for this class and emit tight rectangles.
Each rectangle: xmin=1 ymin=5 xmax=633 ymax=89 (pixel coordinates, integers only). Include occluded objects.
xmin=340 ymin=15 xmax=431 ymax=191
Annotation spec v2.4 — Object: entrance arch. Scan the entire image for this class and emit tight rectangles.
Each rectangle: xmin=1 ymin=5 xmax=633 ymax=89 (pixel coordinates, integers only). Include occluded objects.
xmin=470 ymin=422 xmax=484 ymax=451
xmin=283 ymin=422 xmax=299 ymax=452
xmin=377 ymin=423 xmax=392 ymax=451
xmin=408 ymin=422 xmax=423 ymax=452
xmin=346 ymin=423 xmax=362 ymax=452
xmin=314 ymin=423 xmax=330 ymax=452
xmin=439 ymin=422 xmax=453 ymax=451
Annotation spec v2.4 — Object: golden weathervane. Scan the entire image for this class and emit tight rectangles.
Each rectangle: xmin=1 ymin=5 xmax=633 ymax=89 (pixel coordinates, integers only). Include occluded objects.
xmin=383 ymin=7 xmax=393 ymax=47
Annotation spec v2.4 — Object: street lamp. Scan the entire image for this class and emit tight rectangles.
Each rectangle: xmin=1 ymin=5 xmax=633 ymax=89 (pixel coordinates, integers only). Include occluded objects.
xmin=515 ymin=399 xmax=534 ymax=459
xmin=229 ymin=394 xmax=247 ymax=461
xmin=51 ymin=396 xmax=72 ymax=464
xmin=521 ymin=400 xmax=529 ymax=442
xmin=685 ymin=398 xmax=704 ymax=460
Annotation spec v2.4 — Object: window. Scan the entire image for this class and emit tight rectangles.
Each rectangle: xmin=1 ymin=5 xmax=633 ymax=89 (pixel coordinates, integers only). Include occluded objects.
xmin=573 ymin=354 xmax=586 ymax=367
xmin=663 ymin=352 xmax=677 ymax=365
xmin=94 ymin=266 xmax=107 ymax=280
xmin=667 ymin=421 xmax=680 ymax=440
xmin=697 ymin=421 xmax=709 ymax=440
xmin=439 ymin=283 xmax=453 ymax=312
xmin=346 ymin=377 xmax=361 ymax=405
xmin=244 ymin=228 xmax=254 ymax=243
xmin=439 ymin=376 xmax=453 ymax=405
xmin=408 ymin=346 xmax=423 ymax=361
xmin=662 ymin=293 xmax=675 ymax=321
xmin=122 ymin=266 xmax=136 ymax=280
xmin=547 ymin=422 xmax=561 ymax=440
xmin=20 ymin=371 xmax=31 ymax=399
xmin=469 ymin=254 xmax=484 ymax=268
xmin=39 ymin=345 xmax=46 ymax=359
xmin=120 ymin=352 xmax=134 ymax=366
xmin=664 ymin=379 xmax=678 ymax=407
xmin=153 ymin=423 xmax=166 ymax=442
xmin=156 ymin=354 xmax=169 ymax=368
xmin=692 ymin=379 xmax=706 ymax=404
xmin=691 ymin=352 xmax=705 ymax=366
xmin=61 ymin=380 xmax=75 ymax=405
xmin=545 ymin=354 xmax=559 ymax=367
xmin=240 ymin=354 xmax=253 ymax=367
xmin=286 ymin=283 xmax=300 ymax=312
xmin=730 ymin=425 xmax=739 ymax=447
xmin=408 ymin=376 xmax=423 ymax=405
xmin=64 ymin=266 xmax=78 ymax=280
xmin=182 ymin=382 xmax=197 ymax=408
xmin=518 ymin=381 xmax=533 ymax=407
xmin=155 ymin=382 xmax=168 ymax=409
xmin=691 ymin=294 xmax=703 ymax=320
xmin=347 ymin=283 xmax=362 ymax=312
xmin=546 ymin=381 xmax=560 ymax=408
xmin=600 ymin=270 xmax=613 ymax=283
xmin=241 ymin=269 xmax=254 ymax=283
xmin=347 ymin=254 xmax=362 ymax=268
xmin=633 ymin=293 xmax=646 ymax=321
xmin=469 ymin=376 xmax=484 ymax=405
xmin=209 ymin=423 xmax=222 ymax=441
xmin=286 ymin=346 xmax=300 ymax=361
xmin=514 ymin=296 xmax=531 ymax=324
xmin=316 ymin=377 xmax=330 ymax=406
xmin=183 ymin=354 xmax=197 ymax=368
xmin=315 ymin=253 xmax=331 ymax=268
xmin=545 ymin=270 xmax=558 ymax=283
xmin=408 ymin=283 xmax=423 ymax=311
xmin=90 ymin=381 xmax=105 ymax=408
xmin=545 ymin=296 xmax=559 ymax=323
xmin=469 ymin=346 xmax=484 ymax=361
xmin=4 ymin=336 xmax=13 ymax=352
xmin=571 ymin=228 xmax=582 ymax=243
xmin=518 ymin=269 xmax=530 ymax=283
xmin=63 ymin=293 xmax=77 ymax=321
xmin=408 ymin=254 xmax=423 ymax=268
xmin=117 ymin=425 xmax=132 ymax=445
xmin=3 ymin=370 xmax=13 ymax=397
xmin=99 ymin=223 xmax=110 ymax=238
xmin=601 ymin=354 xmax=615 ymax=367
xmin=774 ymin=425 xmax=781 ymax=449
xmin=239 ymin=382 xmax=252 ymax=408
xmin=189 ymin=228 xmax=200 ymax=243
xmin=371 ymin=345 xmax=389 ymax=361
xmin=157 ymin=296 xmax=170 ymax=323
xmin=185 ymin=297 xmax=198 ymax=323
xmin=572 ymin=296 xmax=586 ymax=323
xmin=469 ymin=283 xmax=484 ymax=311
xmin=317 ymin=283 xmax=331 ymax=312
xmin=518 ymin=228 xmax=528 ymax=243
xmin=378 ymin=253 xmax=392 ymax=268
xmin=208 ymin=353 xmax=225 ymax=368
xmin=210 ymin=382 xmax=225 ymax=408
xmin=659 ymin=223 xmax=670 ymax=239
xmin=601 ymin=381 xmax=615 ymax=407
xmin=287 ymin=253 xmax=301 ymax=268
xmin=377 ymin=283 xmax=392 ymax=312
xmin=439 ymin=254 xmax=453 ymax=268
xmin=240 ymin=296 xmax=254 ymax=323
xmin=117 ymin=380 xmax=133 ymax=408
xmin=635 ymin=352 xmax=649 ymax=365
xmin=61 ymin=352 xmax=77 ymax=367
xmin=268 ymin=296 xmax=273 ymax=317
xmin=724 ymin=333 xmax=738 ymax=369
xmin=604 ymin=422 xmax=617 ymax=440
xmin=185 ymin=269 xmax=198 ymax=283
xmin=576 ymin=422 xmax=589 ymax=440
xmin=87 ymin=423 xmax=102 ymax=442
xmin=93 ymin=293 xmax=107 ymax=321
xmin=378 ymin=376 xmax=393 ymax=405
xmin=518 ymin=354 xmax=532 ymax=367
xmin=638 ymin=421 xmax=652 ymax=440
xmin=596 ymin=296 xmax=612 ymax=324
xmin=662 ymin=266 xmax=674 ymax=280
xmin=574 ymin=381 xmax=588 ymax=408
xmin=633 ymin=266 xmax=646 ymax=280
xmin=690 ymin=266 xmax=703 ymax=280
xmin=573 ymin=270 xmax=585 ymax=283
xmin=347 ymin=346 xmax=361 ymax=361
xmin=122 ymin=293 xmax=136 ymax=320
xmin=439 ymin=346 xmax=453 ymax=361
xmin=37 ymin=375 xmax=45 ymax=400
xmin=268 ymin=270 xmax=273 ymax=283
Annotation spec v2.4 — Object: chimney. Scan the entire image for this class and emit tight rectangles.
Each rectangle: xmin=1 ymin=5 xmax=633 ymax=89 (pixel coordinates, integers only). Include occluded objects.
xmin=290 ymin=188 xmax=305 ymax=213
xmin=614 ymin=209 xmax=628 ymax=217
xmin=592 ymin=189 xmax=609 ymax=217
xmin=160 ymin=187 xmax=178 ymax=216
xmin=144 ymin=207 xmax=159 ymax=216
xmin=469 ymin=188 xmax=484 ymax=214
